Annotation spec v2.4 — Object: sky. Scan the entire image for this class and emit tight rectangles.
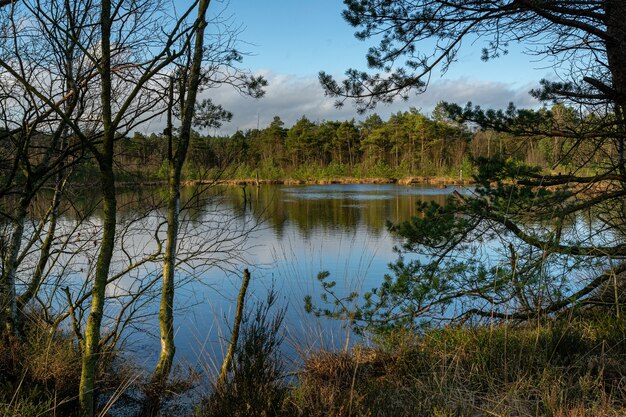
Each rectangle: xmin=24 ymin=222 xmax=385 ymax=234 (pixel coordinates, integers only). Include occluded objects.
xmin=153 ymin=0 xmax=555 ymax=135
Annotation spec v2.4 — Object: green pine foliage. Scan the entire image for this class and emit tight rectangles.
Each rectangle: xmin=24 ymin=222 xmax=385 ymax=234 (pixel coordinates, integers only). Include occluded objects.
xmin=112 ymin=105 xmax=591 ymax=183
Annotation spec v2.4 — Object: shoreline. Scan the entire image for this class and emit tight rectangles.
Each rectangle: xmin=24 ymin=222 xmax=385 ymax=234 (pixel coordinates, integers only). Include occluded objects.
xmin=118 ymin=176 xmax=475 ymax=188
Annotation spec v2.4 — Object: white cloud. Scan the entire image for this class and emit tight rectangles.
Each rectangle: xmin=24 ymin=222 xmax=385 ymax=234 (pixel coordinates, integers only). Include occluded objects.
xmin=144 ymin=71 xmax=542 ymax=135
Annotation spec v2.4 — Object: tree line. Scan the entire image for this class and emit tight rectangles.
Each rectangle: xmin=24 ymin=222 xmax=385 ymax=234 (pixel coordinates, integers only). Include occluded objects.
xmin=121 ymin=103 xmax=604 ymax=182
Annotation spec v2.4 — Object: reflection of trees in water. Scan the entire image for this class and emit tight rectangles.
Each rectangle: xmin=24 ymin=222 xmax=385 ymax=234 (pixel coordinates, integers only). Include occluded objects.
xmin=19 ymin=184 xmax=455 ymax=237
xmin=202 ymin=185 xmax=453 ymax=237
xmin=13 ymin=183 xmax=611 ymax=344
xmin=8 ymin=184 xmax=258 ymax=352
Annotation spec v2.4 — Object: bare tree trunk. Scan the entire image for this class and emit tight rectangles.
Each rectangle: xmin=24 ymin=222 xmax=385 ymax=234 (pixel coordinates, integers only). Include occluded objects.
xmin=79 ymin=163 xmax=116 ymax=417
xmin=348 ymin=136 xmax=353 ymax=172
xmin=151 ymin=0 xmax=211 ymax=395
xmin=1 ymin=194 xmax=29 ymax=336
xmin=152 ymin=78 xmax=178 ymax=387
xmin=420 ymin=132 xmax=425 ymax=172
xmin=16 ymin=171 xmax=65 ymax=318
xmin=218 ymin=268 xmax=250 ymax=387
xmin=79 ymin=0 xmax=115 ymax=414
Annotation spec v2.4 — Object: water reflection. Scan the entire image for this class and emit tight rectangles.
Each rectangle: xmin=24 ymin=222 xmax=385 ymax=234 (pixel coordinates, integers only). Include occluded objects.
xmin=215 ymin=183 xmax=460 ymax=238
xmin=18 ymin=183 xmax=467 ymax=371
xmin=142 ymin=184 xmax=463 ymax=368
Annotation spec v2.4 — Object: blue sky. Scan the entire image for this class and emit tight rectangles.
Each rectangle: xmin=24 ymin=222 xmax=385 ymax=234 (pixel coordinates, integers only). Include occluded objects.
xmin=223 ymin=0 xmax=549 ymax=82
xmin=156 ymin=0 xmax=553 ymax=134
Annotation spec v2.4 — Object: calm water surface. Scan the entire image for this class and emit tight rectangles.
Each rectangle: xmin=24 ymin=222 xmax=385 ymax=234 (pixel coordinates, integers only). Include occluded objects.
xmin=35 ymin=183 xmax=467 ymax=373
xmin=125 ymin=183 xmax=467 ymax=370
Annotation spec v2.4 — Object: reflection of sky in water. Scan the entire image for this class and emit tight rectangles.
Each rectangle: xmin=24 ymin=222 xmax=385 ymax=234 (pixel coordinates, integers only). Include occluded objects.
xmin=281 ymin=183 xmax=469 ymax=201
xmin=29 ymin=184 xmax=474 ymax=378
xmin=28 ymin=181 xmax=605 ymax=393
xmin=164 ymin=224 xmax=393 ymax=373
xmin=118 ymin=184 xmax=444 ymax=372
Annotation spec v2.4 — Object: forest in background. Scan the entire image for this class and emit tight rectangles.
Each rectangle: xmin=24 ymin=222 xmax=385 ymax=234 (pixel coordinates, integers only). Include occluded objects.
xmin=2 ymin=0 xmax=626 ymax=415
xmin=118 ymin=103 xmax=605 ymax=182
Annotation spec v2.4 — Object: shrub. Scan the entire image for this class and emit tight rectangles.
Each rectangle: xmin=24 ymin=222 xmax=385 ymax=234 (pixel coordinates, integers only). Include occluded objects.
xmin=197 ymin=290 xmax=287 ymax=417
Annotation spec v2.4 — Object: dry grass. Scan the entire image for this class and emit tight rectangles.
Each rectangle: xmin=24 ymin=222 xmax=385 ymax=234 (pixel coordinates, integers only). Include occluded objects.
xmin=284 ymin=314 xmax=626 ymax=417
xmin=0 ymin=316 xmax=131 ymax=417
xmin=5 ymin=310 xmax=624 ymax=416
xmin=0 ymin=327 xmax=82 ymax=416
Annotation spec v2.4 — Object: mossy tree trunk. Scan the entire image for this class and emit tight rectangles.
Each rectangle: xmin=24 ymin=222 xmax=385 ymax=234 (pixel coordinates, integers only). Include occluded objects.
xmin=79 ymin=0 xmax=115 ymax=414
xmin=151 ymin=0 xmax=211 ymax=394
xmin=218 ymin=268 xmax=251 ymax=387
xmin=1 ymin=192 xmax=30 ymax=336
xmin=152 ymin=78 xmax=179 ymax=388
xmin=79 ymin=163 xmax=116 ymax=417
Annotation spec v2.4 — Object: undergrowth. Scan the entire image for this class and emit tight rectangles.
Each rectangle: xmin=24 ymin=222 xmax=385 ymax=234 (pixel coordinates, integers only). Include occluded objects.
xmin=285 ymin=312 xmax=626 ymax=416
xmin=0 ymin=314 xmax=126 ymax=417
xmin=196 ymin=290 xmax=287 ymax=417
xmin=195 ymin=310 xmax=626 ymax=417
xmin=5 ymin=308 xmax=625 ymax=416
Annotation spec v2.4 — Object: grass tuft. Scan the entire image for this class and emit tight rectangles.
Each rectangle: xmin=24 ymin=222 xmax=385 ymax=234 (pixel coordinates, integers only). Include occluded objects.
xmin=284 ymin=314 xmax=626 ymax=417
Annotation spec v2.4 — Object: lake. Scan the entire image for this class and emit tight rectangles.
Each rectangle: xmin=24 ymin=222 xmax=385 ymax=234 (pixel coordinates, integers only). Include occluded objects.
xmin=119 ymin=183 xmax=466 ymax=372
xmin=29 ymin=183 xmax=467 ymax=376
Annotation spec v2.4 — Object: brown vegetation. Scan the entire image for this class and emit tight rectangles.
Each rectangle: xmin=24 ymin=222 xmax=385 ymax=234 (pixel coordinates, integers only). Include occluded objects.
xmin=285 ymin=315 xmax=626 ymax=417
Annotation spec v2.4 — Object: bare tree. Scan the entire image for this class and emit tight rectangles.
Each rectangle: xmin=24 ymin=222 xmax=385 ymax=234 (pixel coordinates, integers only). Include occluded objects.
xmin=150 ymin=0 xmax=265 ymax=404
xmin=0 ymin=0 xmax=200 ymax=414
xmin=1 ymin=1 xmax=267 ymax=414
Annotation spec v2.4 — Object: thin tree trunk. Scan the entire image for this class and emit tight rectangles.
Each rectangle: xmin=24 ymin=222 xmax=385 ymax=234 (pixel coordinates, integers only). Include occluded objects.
xmin=16 ymin=172 xmax=64 ymax=317
xmin=151 ymin=0 xmax=211 ymax=393
xmin=1 ymin=194 xmax=29 ymax=336
xmin=79 ymin=0 xmax=115 ymax=414
xmin=218 ymin=268 xmax=250 ymax=387
xmin=420 ymin=133 xmax=425 ymax=172
xmin=348 ymin=136 xmax=353 ymax=172
xmin=79 ymin=163 xmax=116 ymax=417
xmin=152 ymin=78 xmax=178 ymax=387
